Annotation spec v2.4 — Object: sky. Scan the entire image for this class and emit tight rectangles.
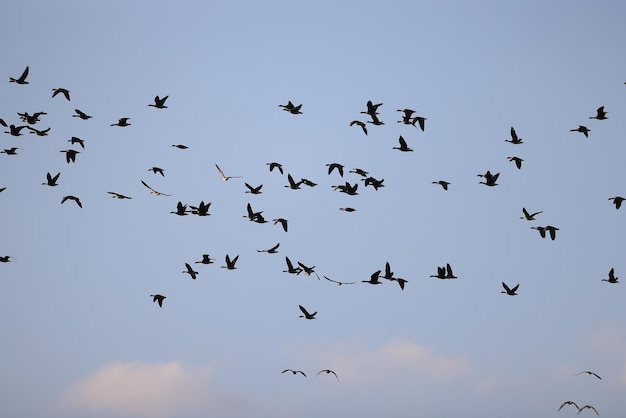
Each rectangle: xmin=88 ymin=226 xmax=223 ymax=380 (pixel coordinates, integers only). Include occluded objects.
xmin=1 ymin=1 xmax=626 ymax=417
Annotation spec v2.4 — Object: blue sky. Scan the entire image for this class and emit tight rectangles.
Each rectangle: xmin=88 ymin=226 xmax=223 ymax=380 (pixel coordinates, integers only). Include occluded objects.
xmin=2 ymin=1 xmax=626 ymax=417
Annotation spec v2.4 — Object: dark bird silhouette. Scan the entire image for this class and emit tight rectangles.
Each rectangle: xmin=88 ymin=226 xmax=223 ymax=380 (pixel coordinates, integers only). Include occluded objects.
xmin=190 ymin=201 xmax=211 ymax=216
xmin=245 ymin=182 xmax=263 ymax=194
xmin=18 ymin=111 xmax=47 ymax=125
xmin=326 ymin=163 xmax=344 ymax=177
xmin=520 ymin=207 xmax=542 ymax=221
xmin=283 ymin=257 xmax=302 ymax=274
xmin=267 ymin=162 xmax=284 ymax=174
xmin=108 ymin=192 xmax=132 ymax=199
xmin=508 ymin=156 xmax=523 ymax=169
xmin=361 ymin=100 xmax=383 ymax=117
xmin=61 ymin=195 xmax=82 ymax=208
xmin=339 ymin=207 xmax=356 ymax=212
xmin=430 ymin=265 xmax=447 ymax=279
xmin=362 ymin=176 xmax=385 ymax=190
xmin=589 ymin=106 xmax=607 ymax=120
xmin=411 ymin=116 xmax=426 ymax=131
xmin=333 ymin=181 xmax=359 ymax=195
xmin=149 ymin=95 xmax=169 ymax=109
xmin=558 ymin=401 xmax=580 ymax=412
xmin=9 ymin=66 xmax=29 ymax=84
xmin=1 ymin=147 xmax=21 ymax=155
xmin=60 ymin=149 xmax=80 ymax=164
xmin=578 ymin=405 xmax=599 ymax=415
xmin=531 ymin=226 xmax=546 ymax=238
xmin=298 ymin=305 xmax=316 ymax=319
xmin=4 ymin=124 xmax=27 ymax=136
xmin=366 ymin=113 xmax=385 ymax=126
xmin=396 ymin=108 xmax=416 ymax=123
xmin=151 ymin=294 xmax=166 ymax=307
xmin=73 ymin=109 xmax=92 ymax=120
xmin=570 ymin=125 xmax=590 ymax=138
xmin=141 ymin=180 xmax=173 ymax=196
xmin=575 ymin=370 xmax=602 ymax=379
xmin=285 ymin=174 xmax=302 ymax=190
xmin=257 ymin=243 xmax=280 ymax=254
xmin=602 ymin=267 xmax=619 ymax=283
xmin=316 ymin=369 xmax=339 ymax=381
xmin=300 ymin=178 xmax=317 ymax=187
xmin=148 ymin=167 xmax=165 ymax=176
xmin=382 ymin=262 xmax=394 ymax=281
xmin=68 ymin=137 xmax=85 ymax=149
xmin=362 ymin=270 xmax=382 ymax=285
xmin=279 ymin=101 xmax=303 ymax=114
xmin=170 ymin=201 xmax=188 ymax=215
xmin=244 ymin=202 xmax=263 ymax=222
xmin=393 ymin=135 xmax=413 ymax=152
xmin=297 ymin=262 xmax=319 ymax=279
xmin=323 ymin=275 xmax=356 ymax=285
xmin=349 ymin=120 xmax=368 ymax=135
xmin=42 ymin=172 xmax=61 ymax=186
xmin=478 ymin=170 xmax=499 ymax=187
xmin=27 ymin=126 xmax=51 ymax=136
xmin=111 ymin=117 xmax=131 ymax=127
xmin=393 ymin=277 xmax=408 ymax=290
xmin=182 ymin=263 xmax=198 ymax=279
xmin=445 ymin=263 xmax=457 ymax=279
xmin=195 ymin=254 xmax=215 ymax=264
xmin=52 ymin=88 xmax=70 ymax=101
xmin=0 ymin=256 xmax=14 ymax=262
xmin=0 ymin=119 xmax=6 ymax=127
xmin=505 ymin=127 xmax=523 ymax=144
xmin=432 ymin=180 xmax=450 ymax=190
xmin=215 ymin=164 xmax=241 ymax=181
xmin=349 ymin=168 xmax=369 ymax=177
xmin=221 ymin=254 xmax=239 ymax=270
xmin=501 ymin=282 xmax=519 ymax=295
xmin=282 ymin=369 xmax=306 ymax=377
xmin=171 ymin=144 xmax=188 ymax=149
xmin=0 ymin=187 xmax=6 ymax=193
xmin=545 ymin=225 xmax=559 ymax=240
xmin=608 ymin=196 xmax=625 ymax=209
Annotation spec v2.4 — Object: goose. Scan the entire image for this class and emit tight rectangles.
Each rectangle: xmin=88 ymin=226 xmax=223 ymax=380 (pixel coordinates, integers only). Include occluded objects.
xmin=190 ymin=201 xmax=211 ymax=216
xmin=215 ymin=164 xmax=241 ymax=181
xmin=298 ymin=305 xmax=316 ymax=319
xmin=72 ymin=109 xmax=92 ymax=120
xmin=171 ymin=144 xmax=188 ymax=149
xmin=182 ymin=263 xmax=198 ymax=279
xmin=558 ymin=401 xmax=580 ymax=412
xmin=111 ymin=117 xmax=131 ymax=127
xmin=393 ymin=135 xmax=413 ymax=152
xmin=430 ymin=266 xmax=446 ymax=279
xmin=141 ymin=180 xmax=173 ymax=196
xmin=316 ymin=369 xmax=339 ymax=381
xmin=0 ymin=187 xmax=5 ymax=193
xmin=445 ymin=263 xmax=457 ymax=279
xmin=297 ymin=262 xmax=319 ymax=279
xmin=284 ymin=174 xmax=302 ymax=190
xmin=300 ymin=178 xmax=317 ymax=187
xmin=326 ymin=163 xmax=344 ymax=177
xmin=60 ymin=149 xmax=80 ymax=163
xmin=27 ymin=126 xmax=51 ymax=136
xmin=1 ymin=147 xmax=21 ymax=155
xmin=362 ymin=270 xmax=382 ymax=285
xmin=244 ymin=203 xmax=264 ymax=222
xmin=323 ymin=275 xmax=356 ymax=285
xmin=282 ymin=369 xmax=306 ymax=377
xmin=349 ymin=168 xmax=369 ymax=177
xmin=339 ymin=207 xmax=356 ymax=212
xmin=393 ymin=277 xmax=408 ymax=290
xmin=0 ymin=256 xmax=14 ymax=263
xmin=42 ymin=172 xmax=61 ymax=186
xmin=608 ymin=196 xmax=625 ymax=209
xmin=531 ymin=226 xmax=546 ymax=238
xmin=575 ymin=370 xmax=602 ymax=379
xmin=578 ymin=405 xmax=599 ymax=415
xmin=108 ymin=192 xmax=132 ymax=199
xmin=382 ymin=262 xmax=394 ymax=280
xmin=221 ymin=254 xmax=239 ymax=270
xmin=148 ymin=167 xmax=165 ymax=176
xmin=570 ymin=125 xmax=590 ymax=138
xmin=150 ymin=294 xmax=166 ymax=307
xmin=349 ymin=120 xmax=367 ymax=135
xmin=362 ymin=176 xmax=384 ymax=190
xmin=396 ymin=108 xmax=416 ymax=124
xmin=170 ymin=201 xmax=188 ymax=215
xmin=4 ymin=124 xmax=27 ymax=136
xmin=266 ymin=162 xmax=284 ymax=174
xmin=589 ymin=106 xmax=607 ymax=120
xmin=52 ymin=88 xmax=70 ymax=101
xmin=61 ymin=195 xmax=82 ymax=208
xmin=478 ymin=170 xmax=499 ymax=186
xmin=505 ymin=127 xmax=523 ymax=144
xmin=257 ymin=243 xmax=280 ymax=254
xmin=0 ymin=119 xmax=5 ymax=127
xmin=334 ymin=181 xmax=359 ymax=195
xmin=18 ymin=111 xmax=47 ymax=124
xmin=601 ymin=268 xmax=619 ymax=283
xmin=148 ymin=95 xmax=168 ymax=109
xmin=545 ymin=225 xmax=559 ymax=240
xmin=279 ymin=101 xmax=302 ymax=114
xmin=411 ymin=116 xmax=427 ymax=131
xmin=520 ymin=207 xmax=542 ymax=221
xmin=283 ymin=257 xmax=302 ymax=274
xmin=244 ymin=182 xmax=263 ymax=194
xmin=9 ymin=66 xmax=29 ymax=84
xmin=501 ymin=282 xmax=519 ymax=295
xmin=69 ymin=137 xmax=85 ymax=149
xmin=361 ymin=100 xmax=383 ymax=117
xmin=366 ymin=113 xmax=385 ymax=126
xmin=195 ymin=254 xmax=215 ymax=264
xmin=507 ymin=156 xmax=523 ymax=169
xmin=432 ymin=180 xmax=450 ymax=190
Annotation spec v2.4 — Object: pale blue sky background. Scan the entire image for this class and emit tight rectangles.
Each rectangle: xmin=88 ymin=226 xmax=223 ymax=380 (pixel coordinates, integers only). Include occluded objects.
xmin=2 ymin=1 xmax=626 ymax=417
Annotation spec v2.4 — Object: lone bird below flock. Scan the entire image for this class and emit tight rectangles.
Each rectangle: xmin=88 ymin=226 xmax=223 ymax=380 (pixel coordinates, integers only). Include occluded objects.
xmin=1 ymin=147 xmax=20 ymax=155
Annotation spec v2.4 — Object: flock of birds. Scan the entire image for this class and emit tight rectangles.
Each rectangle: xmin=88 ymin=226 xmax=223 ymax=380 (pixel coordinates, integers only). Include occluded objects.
xmin=2 ymin=65 xmax=622 ymax=412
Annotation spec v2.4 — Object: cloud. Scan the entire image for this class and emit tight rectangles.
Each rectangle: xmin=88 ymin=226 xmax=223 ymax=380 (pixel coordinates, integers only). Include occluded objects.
xmin=58 ymin=360 xmax=252 ymax=417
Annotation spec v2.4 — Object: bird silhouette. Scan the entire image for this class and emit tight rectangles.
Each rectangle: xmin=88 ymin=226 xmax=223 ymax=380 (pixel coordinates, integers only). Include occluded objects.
xmin=190 ymin=201 xmax=211 ymax=216
xmin=445 ymin=263 xmax=457 ymax=279
xmin=432 ymin=180 xmax=450 ymax=190
xmin=393 ymin=277 xmax=408 ymax=290
xmin=267 ymin=162 xmax=284 ymax=174
xmin=27 ymin=126 xmax=51 ymax=136
xmin=558 ymin=401 xmax=580 ymax=412
xmin=297 ymin=262 xmax=319 ymax=279
xmin=608 ymin=196 xmax=625 ymax=209
xmin=170 ymin=201 xmax=188 ymax=215
xmin=381 ymin=262 xmax=394 ymax=281
xmin=195 ymin=254 xmax=215 ymax=264
xmin=578 ymin=405 xmax=599 ymax=415
xmin=362 ymin=270 xmax=382 ymax=285
xmin=60 ymin=149 xmax=80 ymax=163
xmin=545 ymin=225 xmax=559 ymax=240
xmin=501 ymin=282 xmax=519 ymax=295
xmin=589 ymin=106 xmax=607 ymax=120
xmin=4 ymin=124 xmax=27 ymax=136
xmin=171 ymin=144 xmax=188 ymax=149
xmin=141 ymin=180 xmax=173 ymax=196
xmin=285 ymin=174 xmax=302 ymax=190
xmin=244 ymin=182 xmax=263 ymax=194
xmin=361 ymin=100 xmax=383 ymax=117
xmin=221 ymin=254 xmax=239 ymax=270
xmin=279 ymin=101 xmax=303 ymax=114
xmin=326 ymin=163 xmax=345 ymax=177
xmin=111 ymin=117 xmax=131 ymax=127
xmin=366 ymin=113 xmax=385 ymax=126
xmin=570 ymin=125 xmax=590 ymax=138
xmin=323 ymin=275 xmax=356 ymax=285
xmin=150 ymin=294 xmax=166 ymax=307
xmin=316 ymin=369 xmax=339 ymax=381
xmin=148 ymin=167 xmax=165 ymax=176
xmin=298 ymin=305 xmax=316 ymax=319
xmin=182 ymin=263 xmax=198 ymax=279
xmin=282 ymin=369 xmax=306 ymax=377
xmin=149 ymin=95 xmax=169 ymax=109
xmin=18 ymin=111 xmax=47 ymax=125
xmin=478 ymin=170 xmax=499 ymax=186
xmin=505 ymin=127 xmax=523 ymax=144
xmin=507 ymin=156 xmax=523 ymax=169
xmin=68 ymin=137 xmax=85 ymax=149
xmin=42 ymin=172 xmax=61 ymax=187
xmin=601 ymin=267 xmax=619 ymax=283
xmin=520 ymin=207 xmax=542 ymax=221
xmin=283 ymin=257 xmax=302 ymax=274
xmin=108 ymin=192 xmax=132 ymax=199
xmin=9 ymin=66 xmax=29 ymax=84
xmin=362 ymin=176 xmax=385 ymax=190
xmin=349 ymin=120 xmax=368 ymax=135
xmin=73 ymin=109 xmax=92 ymax=120
xmin=349 ymin=168 xmax=369 ymax=177
xmin=0 ymin=256 xmax=14 ymax=263
xmin=339 ymin=207 xmax=356 ymax=212
xmin=1 ymin=147 xmax=21 ymax=155
xmin=300 ymin=178 xmax=317 ymax=187
xmin=575 ymin=370 xmax=602 ymax=379
xmin=257 ymin=243 xmax=280 ymax=254
xmin=215 ymin=164 xmax=241 ymax=181
xmin=61 ymin=195 xmax=82 ymax=208
xmin=52 ymin=88 xmax=70 ymax=101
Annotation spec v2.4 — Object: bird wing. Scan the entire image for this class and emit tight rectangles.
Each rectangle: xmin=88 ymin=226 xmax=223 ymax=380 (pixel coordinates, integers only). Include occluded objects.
xmin=510 ymin=127 xmax=518 ymax=141
xmin=502 ymin=282 xmax=511 ymax=293
xmin=299 ymin=305 xmax=310 ymax=316
xmin=215 ymin=164 xmax=226 ymax=178
xmin=511 ymin=284 xmax=519 ymax=293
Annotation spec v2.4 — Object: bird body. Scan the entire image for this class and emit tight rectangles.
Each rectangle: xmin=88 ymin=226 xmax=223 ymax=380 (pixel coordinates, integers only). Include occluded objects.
xmin=216 ymin=164 xmax=241 ymax=181
xmin=111 ymin=117 xmax=131 ymax=127
xmin=520 ymin=207 xmax=542 ymax=221
xmin=257 ymin=243 xmax=280 ymax=254
xmin=570 ymin=125 xmax=590 ymax=137
xmin=52 ymin=88 xmax=70 ymax=101
xmin=279 ymin=101 xmax=302 ymax=114
xmin=9 ymin=66 xmax=29 ymax=84
xmin=589 ymin=106 xmax=607 ymax=120
xmin=196 ymin=254 xmax=215 ymax=264
xmin=362 ymin=270 xmax=382 ymax=285
xmin=298 ymin=305 xmax=316 ymax=319
xmin=505 ymin=127 xmax=523 ymax=144
xmin=601 ymin=268 xmax=619 ymax=283
xmin=349 ymin=120 xmax=367 ymax=135
xmin=508 ymin=156 xmax=523 ymax=169
xmin=609 ymin=196 xmax=625 ymax=209
xmin=182 ymin=263 xmax=198 ymax=279
xmin=73 ymin=109 xmax=92 ymax=120
xmin=221 ymin=254 xmax=239 ymax=270
xmin=42 ymin=172 xmax=61 ymax=186
xmin=108 ymin=192 xmax=132 ymax=199
xmin=282 ymin=369 xmax=306 ymax=377
xmin=151 ymin=294 xmax=166 ymax=307
xmin=432 ymin=180 xmax=450 ymax=190
xmin=501 ymin=282 xmax=519 ymax=295
xmin=575 ymin=370 xmax=602 ymax=379
xmin=393 ymin=135 xmax=413 ymax=152
xmin=61 ymin=195 xmax=82 ymax=208
xmin=149 ymin=95 xmax=169 ymax=108
xmin=316 ymin=369 xmax=339 ymax=381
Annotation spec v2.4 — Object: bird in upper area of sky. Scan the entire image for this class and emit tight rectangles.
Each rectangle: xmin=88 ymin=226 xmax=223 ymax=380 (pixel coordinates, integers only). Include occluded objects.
xmin=326 ymin=163 xmax=344 ymax=177
xmin=558 ymin=401 xmax=580 ymax=412
xmin=0 ymin=187 xmax=6 ymax=193
xmin=0 ymin=256 xmax=14 ymax=263
xmin=257 ymin=243 xmax=280 ymax=254
xmin=349 ymin=168 xmax=369 ymax=177
xmin=195 ymin=254 xmax=215 ymax=264
xmin=148 ymin=95 xmax=169 ymax=109
xmin=68 ymin=137 xmax=85 ymax=149
xmin=570 ymin=125 xmax=590 ymax=138
xmin=520 ymin=207 xmax=542 ymax=221
xmin=297 ymin=262 xmax=319 ymax=279
xmin=141 ymin=180 xmax=173 ymax=196
xmin=266 ymin=162 xmax=284 ymax=174
xmin=18 ymin=111 xmax=47 ymax=125
xmin=221 ymin=254 xmax=239 ymax=270
xmin=382 ymin=262 xmax=394 ymax=281
xmin=108 ymin=192 xmax=132 ymax=199
xmin=575 ymin=370 xmax=602 ymax=379
xmin=323 ymin=275 xmax=356 ymax=285
xmin=300 ymin=178 xmax=317 ymax=187
xmin=52 ymin=88 xmax=70 ymax=101
xmin=244 ymin=182 xmax=263 ymax=194
xmin=27 ymin=126 xmax=50 ymax=136
xmin=182 ymin=263 xmax=198 ymax=280
xmin=171 ymin=144 xmax=188 ymax=149
xmin=73 ymin=108 xmax=92 ymax=120
xmin=150 ymin=294 xmax=166 ymax=307
xmin=4 ymin=124 xmax=27 ymax=136
xmin=602 ymin=267 xmax=619 ymax=283
xmin=170 ymin=201 xmax=188 ymax=215
xmin=396 ymin=108 xmax=416 ymax=124
xmin=339 ymin=207 xmax=356 ymax=212
xmin=111 ymin=117 xmax=131 ymax=127
xmin=362 ymin=270 xmax=382 ymax=285
xmin=190 ymin=201 xmax=211 ymax=216
xmin=505 ymin=127 xmax=523 ymax=144
xmin=349 ymin=120 xmax=367 ymax=135
xmin=61 ymin=195 xmax=82 ymax=208
xmin=1 ymin=147 xmax=21 ymax=155
xmin=589 ymin=106 xmax=608 ymax=120
xmin=282 ymin=369 xmax=306 ymax=377
xmin=361 ymin=100 xmax=383 ymax=117
xmin=279 ymin=101 xmax=302 ymax=114
xmin=366 ymin=113 xmax=385 ymax=126
xmin=148 ymin=166 xmax=165 ymax=176
xmin=333 ymin=181 xmax=359 ymax=195
xmin=501 ymin=282 xmax=519 ymax=295
xmin=9 ymin=66 xmax=29 ymax=84
xmin=608 ymin=196 xmax=625 ymax=209
xmin=42 ymin=172 xmax=61 ymax=187
xmin=430 ymin=265 xmax=447 ymax=279
xmin=60 ymin=149 xmax=80 ymax=163
xmin=298 ymin=305 xmax=316 ymax=319
xmin=316 ymin=369 xmax=339 ymax=381
xmin=283 ymin=257 xmax=302 ymax=274
xmin=285 ymin=174 xmax=302 ymax=190
xmin=215 ymin=164 xmax=241 ymax=181
xmin=578 ymin=405 xmax=599 ymax=415
xmin=507 ymin=156 xmax=523 ymax=169
xmin=478 ymin=170 xmax=499 ymax=186
xmin=432 ymin=180 xmax=450 ymax=190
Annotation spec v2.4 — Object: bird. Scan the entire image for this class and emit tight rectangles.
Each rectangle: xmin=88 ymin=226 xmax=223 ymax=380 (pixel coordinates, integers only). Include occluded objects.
xmin=61 ymin=195 xmax=82 ymax=208
xmin=279 ymin=101 xmax=302 ymax=114
xmin=9 ymin=66 xmax=29 ymax=84
xmin=575 ymin=370 xmax=602 ymax=379
xmin=0 ymin=119 xmax=6 ymax=127
xmin=283 ymin=257 xmax=302 ymax=274
xmin=300 ymin=178 xmax=317 ymax=187
xmin=326 ymin=163 xmax=344 ymax=177
xmin=361 ymin=100 xmax=383 ymax=117
xmin=1 ymin=147 xmax=21 ymax=155
xmin=601 ymin=267 xmax=619 ymax=283
xmin=316 ymin=369 xmax=339 ymax=381
xmin=150 ymin=294 xmax=166 ymax=307
xmin=507 ymin=156 xmax=523 ymax=169
xmin=141 ymin=180 xmax=173 ymax=196
xmin=589 ymin=106 xmax=607 ymax=120
xmin=18 ymin=111 xmax=47 ymax=125
xmin=221 ymin=254 xmax=239 ymax=270
xmin=445 ymin=263 xmax=457 ymax=279
xmin=190 ymin=201 xmax=211 ymax=216
xmin=0 ymin=256 xmax=14 ymax=263
xmin=505 ymin=127 xmax=523 ymax=144
xmin=282 ymin=369 xmax=306 ymax=377
xmin=430 ymin=266 xmax=446 ymax=279
xmin=298 ymin=305 xmax=316 ymax=319
xmin=501 ymin=282 xmax=519 ymax=295
xmin=531 ymin=226 xmax=546 ymax=238
xmin=60 ymin=149 xmax=80 ymax=164
xmin=244 ymin=202 xmax=263 ymax=222
xmin=393 ymin=277 xmax=408 ymax=290
xmin=382 ymin=262 xmax=394 ymax=281
xmin=68 ymin=137 xmax=85 ymax=149
xmin=272 ymin=218 xmax=288 ymax=232
xmin=362 ymin=270 xmax=382 ymax=285
xmin=0 ymin=187 xmax=6 ymax=193
xmin=349 ymin=168 xmax=369 ymax=177
xmin=608 ymin=196 xmax=625 ymax=209
xmin=244 ymin=182 xmax=263 ymax=194
xmin=577 ymin=405 xmax=599 ymax=415
xmin=170 ymin=201 xmax=188 ymax=215
xmin=149 ymin=95 xmax=169 ymax=109
xmin=520 ymin=207 xmax=542 ymax=221
xmin=52 ymin=88 xmax=70 ymax=101
xmin=108 ymin=192 xmax=132 ymax=199
xmin=366 ymin=113 xmax=385 ymax=126
xmin=284 ymin=174 xmax=303 ymax=190
xmin=148 ymin=167 xmax=165 ymax=176
xmin=42 ymin=172 xmax=61 ymax=186
xmin=4 ymin=124 xmax=27 ymax=136
xmin=195 ymin=254 xmax=215 ymax=264
xmin=27 ymin=126 xmax=51 ymax=136
xmin=72 ymin=109 xmax=92 ymax=120
xmin=333 ymin=181 xmax=358 ymax=195
xmin=411 ymin=116 xmax=427 ymax=131
xmin=396 ymin=108 xmax=416 ymax=123
xmin=257 ymin=243 xmax=280 ymax=254
xmin=297 ymin=262 xmax=319 ymax=279
xmin=570 ymin=125 xmax=590 ymax=138
xmin=545 ymin=225 xmax=559 ymax=240
xmin=349 ymin=120 xmax=367 ymax=135
xmin=339 ymin=207 xmax=356 ymax=212
xmin=323 ymin=275 xmax=356 ymax=285
xmin=111 ymin=117 xmax=131 ymax=127
xmin=360 ymin=176 xmax=382 ymax=190
xmin=182 ymin=263 xmax=198 ymax=279
xmin=558 ymin=401 xmax=580 ymax=412
xmin=432 ymin=180 xmax=450 ymax=190
xmin=478 ymin=170 xmax=500 ymax=186
xmin=171 ymin=144 xmax=188 ymax=149
xmin=267 ymin=162 xmax=284 ymax=174
xmin=215 ymin=164 xmax=241 ymax=181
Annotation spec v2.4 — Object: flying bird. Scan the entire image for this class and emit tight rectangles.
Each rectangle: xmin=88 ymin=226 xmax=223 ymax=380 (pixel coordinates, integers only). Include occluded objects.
xmin=150 ymin=294 xmax=166 ymax=307
xmin=4 ymin=124 xmax=27 ymax=136
xmin=9 ymin=66 xmax=29 ymax=84
xmin=578 ymin=405 xmax=599 ymax=415
xmin=601 ymin=267 xmax=619 ymax=283
xmin=141 ymin=180 xmax=173 ymax=196
xmin=362 ymin=270 xmax=382 ymax=285
xmin=339 ymin=207 xmax=356 ymax=212
xmin=608 ymin=196 xmax=625 ymax=209
xmin=349 ymin=120 xmax=368 ymax=135
xmin=221 ymin=254 xmax=239 ymax=270
xmin=558 ymin=401 xmax=580 ymax=412
xmin=72 ymin=109 xmax=92 ymax=120
xmin=215 ymin=164 xmax=241 ymax=181
xmin=323 ymin=275 xmax=356 ymax=285
xmin=279 ymin=101 xmax=302 ymax=114
xmin=507 ymin=156 xmax=523 ymax=169
xmin=68 ymin=137 xmax=85 ymax=149
xmin=300 ymin=178 xmax=317 ymax=187
xmin=501 ymin=282 xmax=519 ymax=295
xmin=171 ymin=144 xmax=188 ymax=149
xmin=170 ymin=201 xmax=188 ymax=215
xmin=190 ymin=201 xmax=211 ymax=216
xmin=148 ymin=167 xmax=165 ymax=176
xmin=298 ymin=305 xmax=317 ymax=319
xmin=1 ymin=147 xmax=21 ymax=155
xmin=445 ymin=263 xmax=457 ymax=279
xmin=244 ymin=182 xmax=263 ymax=194
xmin=361 ymin=100 xmax=383 ymax=117
xmin=349 ymin=168 xmax=369 ymax=177
xmin=257 ymin=243 xmax=280 ymax=254
xmin=326 ymin=163 xmax=345 ymax=177
xmin=520 ymin=207 xmax=542 ymax=221
xmin=297 ymin=262 xmax=319 ymax=279
xmin=432 ymin=180 xmax=450 ymax=190
xmin=316 ymin=369 xmax=339 ymax=381
xmin=283 ymin=257 xmax=302 ymax=274
xmin=0 ymin=256 xmax=14 ymax=263
xmin=111 ymin=117 xmax=131 ymax=127
xmin=61 ymin=195 xmax=82 ymax=208
xmin=531 ymin=225 xmax=559 ymax=240
xmin=478 ymin=170 xmax=500 ymax=186
xmin=42 ymin=172 xmax=61 ymax=187
xmin=52 ymin=88 xmax=70 ymax=101
xmin=108 ymin=192 xmax=132 ymax=199
xmin=195 ymin=254 xmax=215 ymax=264
xmin=266 ymin=162 xmax=284 ymax=174
xmin=60 ymin=149 xmax=80 ymax=163
xmin=505 ymin=127 xmax=523 ymax=144
xmin=575 ymin=370 xmax=602 ymax=379
xmin=182 ymin=263 xmax=198 ymax=279
xmin=570 ymin=125 xmax=590 ymax=138
xmin=27 ymin=126 xmax=51 ymax=136
xmin=589 ymin=106 xmax=607 ymax=120
xmin=282 ymin=369 xmax=306 ymax=377
xmin=149 ymin=95 xmax=169 ymax=109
